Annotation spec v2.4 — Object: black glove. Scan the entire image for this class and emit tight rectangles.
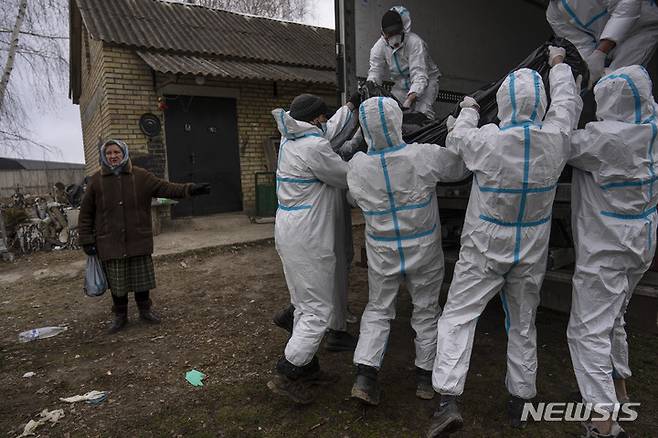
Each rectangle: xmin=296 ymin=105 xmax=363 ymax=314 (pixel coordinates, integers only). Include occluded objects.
xmin=190 ymin=183 xmax=211 ymax=196
xmin=348 ymin=91 xmax=362 ymax=109
xmin=82 ymin=244 xmax=97 ymax=256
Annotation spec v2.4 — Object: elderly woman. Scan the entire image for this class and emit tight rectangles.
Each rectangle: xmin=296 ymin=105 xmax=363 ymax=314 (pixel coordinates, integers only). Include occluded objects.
xmin=78 ymin=140 xmax=210 ymax=333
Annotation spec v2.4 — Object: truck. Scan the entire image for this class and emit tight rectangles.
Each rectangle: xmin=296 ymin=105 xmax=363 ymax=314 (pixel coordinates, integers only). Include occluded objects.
xmin=334 ymin=0 xmax=658 ymax=332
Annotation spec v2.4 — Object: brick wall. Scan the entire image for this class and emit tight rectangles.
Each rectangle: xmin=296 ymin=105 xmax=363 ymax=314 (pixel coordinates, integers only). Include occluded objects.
xmin=77 ymin=26 xmax=337 ymax=215
xmin=79 ymin=28 xmax=107 ymax=174
xmin=79 ymin=36 xmax=163 ymax=177
xmin=160 ymin=75 xmax=337 ymax=212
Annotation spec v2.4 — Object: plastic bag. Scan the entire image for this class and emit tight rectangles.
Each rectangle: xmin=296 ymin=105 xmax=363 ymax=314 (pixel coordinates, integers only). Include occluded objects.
xmin=84 ymin=254 xmax=107 ymax=297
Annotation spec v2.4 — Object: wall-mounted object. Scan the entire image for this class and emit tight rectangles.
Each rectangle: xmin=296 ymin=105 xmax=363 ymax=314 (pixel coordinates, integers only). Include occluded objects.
xmin=139 ymin=113 xmax=162 ymax=137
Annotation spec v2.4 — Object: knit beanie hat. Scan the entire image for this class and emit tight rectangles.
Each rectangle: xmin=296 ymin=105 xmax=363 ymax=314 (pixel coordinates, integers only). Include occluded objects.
xmin=289 ymin=94 xmax=328 ymax=122
xmin=381 ymin=10 xmax=403 ymax=35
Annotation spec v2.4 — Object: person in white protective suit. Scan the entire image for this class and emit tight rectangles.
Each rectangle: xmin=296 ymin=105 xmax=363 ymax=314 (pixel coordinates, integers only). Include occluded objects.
xmin=267 ymin=94 xmax=354 ymax=404
xmin=271 ymin=93 xmax=362 ymax=352
xmin=367 ymin=6 xmax=441 ymax=119
xmin=546 ymin=0 xmax=658 ymax=87
xmin=427 ymin=48 xmax=583 ymax=436
xmin=346 ymin=96 xmax=469 ymax=406
xmin=567 ymin=65 xmax=658 ymax=438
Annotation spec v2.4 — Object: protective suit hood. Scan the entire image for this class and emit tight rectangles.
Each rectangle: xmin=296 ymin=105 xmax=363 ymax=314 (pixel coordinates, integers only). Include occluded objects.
xmin=496 ymin=68 xmax=548 ymax=127
xmin=389 ymin=6 xmax=412 ymax=34
xmin=272 ymin=108 xmax=323 ymax=140
xmin=594 ymin=65 xmax=657 ymax=123
xmin=359 ymin=97 xmax=405 ymax=152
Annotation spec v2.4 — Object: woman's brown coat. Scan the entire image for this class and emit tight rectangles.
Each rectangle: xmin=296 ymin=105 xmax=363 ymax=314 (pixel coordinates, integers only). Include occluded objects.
xmin=78 ymin=160 xmax=192 ymax=261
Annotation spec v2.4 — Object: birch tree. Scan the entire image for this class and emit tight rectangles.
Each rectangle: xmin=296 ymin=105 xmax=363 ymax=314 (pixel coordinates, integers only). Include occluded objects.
xmin=0 ymin=0 xmax=68 ymax=155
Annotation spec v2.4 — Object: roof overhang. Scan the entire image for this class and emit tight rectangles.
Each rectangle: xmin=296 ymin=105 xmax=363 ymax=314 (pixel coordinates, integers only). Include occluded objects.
xmin=137 ymin=51 xmax=336 ymax=87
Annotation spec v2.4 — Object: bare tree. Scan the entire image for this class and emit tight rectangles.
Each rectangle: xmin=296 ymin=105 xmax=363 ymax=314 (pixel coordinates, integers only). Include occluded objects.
xmin=0 ymin=0 xmax=68 ymax=156
xmin=192 ymin=0 xmax=311 ymax=23
xmin=0 ymin=0 xmax=313 ymax=157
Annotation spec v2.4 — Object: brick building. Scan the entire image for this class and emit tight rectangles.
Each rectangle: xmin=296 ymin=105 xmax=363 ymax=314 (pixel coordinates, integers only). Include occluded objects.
xmin=68 ymin=0 xmax=336 ymax=216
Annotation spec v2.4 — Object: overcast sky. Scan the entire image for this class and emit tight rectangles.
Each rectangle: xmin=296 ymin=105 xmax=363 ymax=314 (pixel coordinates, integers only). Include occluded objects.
xmin=5 ymin=0 xmax=335 ymax=164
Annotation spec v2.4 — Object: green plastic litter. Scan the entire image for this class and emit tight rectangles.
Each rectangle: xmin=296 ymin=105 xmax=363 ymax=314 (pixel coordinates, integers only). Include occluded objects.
xmin=185 ymin=369 xmax=206 ymax=387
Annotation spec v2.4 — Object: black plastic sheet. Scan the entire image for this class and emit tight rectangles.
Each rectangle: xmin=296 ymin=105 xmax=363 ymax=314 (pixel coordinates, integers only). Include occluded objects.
xmin=390 ymin=36 xmax=589 ymax=146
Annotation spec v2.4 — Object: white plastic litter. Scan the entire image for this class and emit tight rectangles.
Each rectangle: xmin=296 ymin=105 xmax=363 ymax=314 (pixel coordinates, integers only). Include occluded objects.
xmin=18 ymin=326 xmax=68 ymax=343
xmin=17 ymin=409 xmax=64 ymax=437
xmin=22 ymin=372 xmax=35 ymax=378
xmin=59 ymin=390 xmax=108 ymax=404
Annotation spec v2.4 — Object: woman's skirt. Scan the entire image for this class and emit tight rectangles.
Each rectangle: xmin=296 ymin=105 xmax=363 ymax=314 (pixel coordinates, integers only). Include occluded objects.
xmin=103 ymin=255 xmax=156 ymax=297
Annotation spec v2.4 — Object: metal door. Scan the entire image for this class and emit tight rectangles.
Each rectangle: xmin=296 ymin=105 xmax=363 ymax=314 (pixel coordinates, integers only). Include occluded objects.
xmin=165 ymin=95 xmax=242 ymax=217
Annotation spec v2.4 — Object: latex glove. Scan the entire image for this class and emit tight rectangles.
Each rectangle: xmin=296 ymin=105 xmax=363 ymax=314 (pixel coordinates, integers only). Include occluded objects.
xmin=82 ymin=244 xmax=97 ymax=256
xmin=459 ymin=96 xmax=480 ymax=111
xmin=339 ymin=139 xmax=358 ymax=160
xmin=585 ymin=49 xmax=607 ymax=88
xmin=348 ymin=92 xmax=362 ymax=110
xmin=190 ymin=183 xmax=211 ymax=196
xmin=548 ymin=46 xmax=566 ymax=67
xmin=446 ymin=115 xmax=457 ymax=133
xmin=403 ymin=92 xmax=417 ymax=109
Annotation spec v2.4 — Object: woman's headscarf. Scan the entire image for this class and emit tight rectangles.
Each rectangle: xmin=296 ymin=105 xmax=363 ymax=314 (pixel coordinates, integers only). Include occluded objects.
xmin=100 ymin=139 xmax=130 ymax=175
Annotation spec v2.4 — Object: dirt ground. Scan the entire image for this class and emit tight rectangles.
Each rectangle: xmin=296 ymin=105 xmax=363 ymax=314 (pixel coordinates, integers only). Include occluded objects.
xmin=1 ymin=231 xmax=657 ymax=437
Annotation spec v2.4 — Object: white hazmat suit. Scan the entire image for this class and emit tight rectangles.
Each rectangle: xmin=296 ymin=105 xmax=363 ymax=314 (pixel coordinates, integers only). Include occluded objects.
xmin=273 ymin=108 xmax=349 ymax=367
xmin=567 ymin=65 xmax=658 ymax=410
xmin=367 ymin=6 xmax=441 ymax=119
xmin=347 ymin=97 xmax=468 ymax=370
xmin=432 ymin=64 xmax=583 ymax=399
xmin=547 ymin=0 xmax=658 ymax=68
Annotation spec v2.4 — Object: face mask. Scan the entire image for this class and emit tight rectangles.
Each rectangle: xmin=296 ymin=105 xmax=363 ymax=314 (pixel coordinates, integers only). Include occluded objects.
xmin=386 ymin=34 xmax=403 ymax=49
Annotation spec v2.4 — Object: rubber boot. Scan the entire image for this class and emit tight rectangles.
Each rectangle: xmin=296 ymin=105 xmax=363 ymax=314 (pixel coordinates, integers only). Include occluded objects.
xmin=136 ymin=299 xmax=161 ymax=324
xmin=108 ymin=303 xmax=128 ymax=334
xmin=267 ymin=357 xmax=315 ymax=404
xmin=415 ymin=367 xmax=435 ymax=400
xmin=508 ymin=395 xmax=530 ymax=429
xmin=299 ymin=356 xmax=340 ymax=386
xmin=273 ymin=304 xmax=294 ymax=333
xmin=426 ymin=395 xmax=463 ymax=438
xmin=325 ymin=329 xmax=358 ymax=352
xmin=351 ymin=364 xmax=381 ymax=405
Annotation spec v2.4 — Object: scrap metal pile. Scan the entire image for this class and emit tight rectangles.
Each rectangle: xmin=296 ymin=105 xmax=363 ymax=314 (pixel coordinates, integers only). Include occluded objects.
xmin=0 ymin=180 xmax=87 ymax=255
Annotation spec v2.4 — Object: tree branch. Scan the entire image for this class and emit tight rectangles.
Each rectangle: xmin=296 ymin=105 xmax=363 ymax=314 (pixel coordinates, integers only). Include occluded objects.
xmin=0 ymin=29 xmax=68 ymax=40
xmin=0 ymin=129 xmax=55 ymax=152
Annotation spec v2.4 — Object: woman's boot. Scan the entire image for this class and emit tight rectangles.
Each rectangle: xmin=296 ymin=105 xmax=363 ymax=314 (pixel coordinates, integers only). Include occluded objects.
xmin=135 ymin=291 xmax=161 ymax=323
xmin=108 ymin=303 xmax=128 ymax=334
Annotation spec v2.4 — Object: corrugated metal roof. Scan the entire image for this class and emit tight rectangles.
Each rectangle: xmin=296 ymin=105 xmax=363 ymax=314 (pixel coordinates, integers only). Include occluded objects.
xmin=137 ymin=51 xmax=336 ymax=85
xmin=76 ymin=0 xmax=336 ymax=70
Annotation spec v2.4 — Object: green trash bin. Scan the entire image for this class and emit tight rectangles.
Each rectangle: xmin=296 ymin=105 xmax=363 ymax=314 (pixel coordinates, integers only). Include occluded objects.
xmin=255 ymin=172 xmax=277 ymax=217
